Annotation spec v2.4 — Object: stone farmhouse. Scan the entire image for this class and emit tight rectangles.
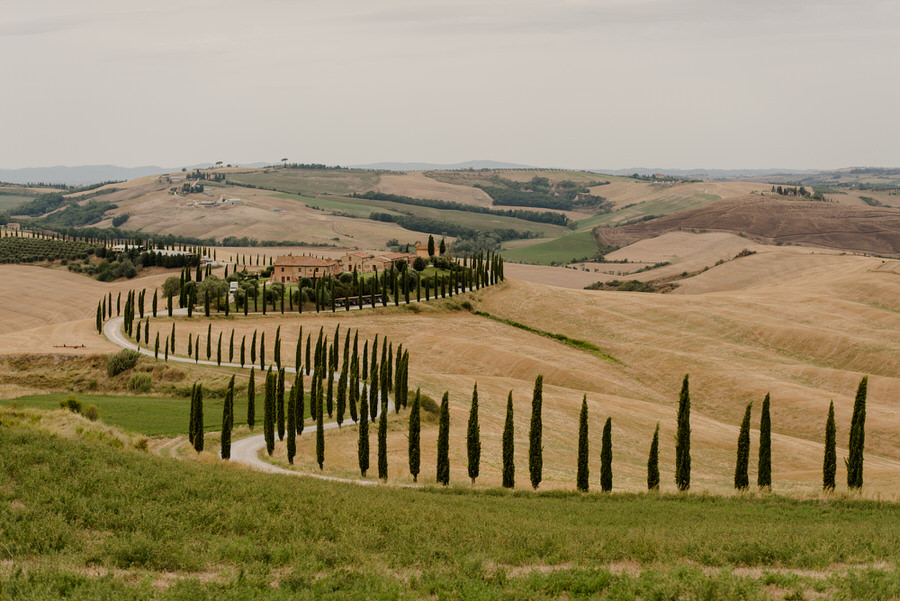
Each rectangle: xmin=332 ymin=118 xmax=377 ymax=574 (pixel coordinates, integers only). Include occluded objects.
xmin=270 ymin=251 xmax=414 ymax=284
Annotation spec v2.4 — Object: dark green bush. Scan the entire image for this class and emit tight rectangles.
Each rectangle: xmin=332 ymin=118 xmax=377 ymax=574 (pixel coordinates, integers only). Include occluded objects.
xmin=106 ymin=349 xmax=140 ymax=377
xmin=127 ymin=373 xmax=152 ymax=393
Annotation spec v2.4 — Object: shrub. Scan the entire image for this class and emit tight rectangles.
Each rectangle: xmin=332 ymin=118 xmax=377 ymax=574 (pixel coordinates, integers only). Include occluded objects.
xmin=127 ymin=373 xmax=152 ymax=393
xmin=107 ymin=349 xmax=140 ymax=377
xmin=59 ymin=395 xmax=82 ymax=413
xmin=83 ymin=404 xmax=100 ymax=421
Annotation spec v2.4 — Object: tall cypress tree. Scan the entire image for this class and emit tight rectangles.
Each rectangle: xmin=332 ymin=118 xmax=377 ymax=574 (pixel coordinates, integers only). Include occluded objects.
xmin=576 ymin=395 xmax=589 ymax=492
xmin=824 ymin=400 xmax=836 ymax=491
xmin=259 ymin=331 xmax=265 ymax=371
xmin=436 ymin=391 xmax=450 ymax=486
xmin=295 ymin=371 xmax=305 ymax=437
xmin=734 ymin=402 xmax=752 ymax=490
xmin=370 ymin=366 xmax=379 ymax=422
xmin=675 ymin=374 xmax=691 ymax=491
xmin=358 ymin=382 xmax=370 ymax=476
xmin=240 ymin=336 xmax=246 ymax=367
xmin=228 ymin=329 xmax=234 ymax=364
xmin=757 ymin=393 xmax=772 ymax=490
xmin=305 ymin=335 xmax=311 ymax=375
xmin=276 ymin=368 xmax=286 ymax=440
xmin=295 ymin=327 xmax=303 ymax=373
xmin=188 ymin=383 xmax=198 ymax=449
xmin=216 ymin=331 xmax=222 ymax=365
xmin=847 ymin=376 xmax=868 ymax=490
xmin=206 ymin=324 xmax=211 ymax=360
xmin=600 ymin=417 xmax=612 ymax=492
xmin=316 ymin=374 xmax=325 ymax=469
xmin=349 ymin=355 xmax=359 ymax=423
xmin=250 ymin=330 xmax=257 ymax=365
xmin=247 ymin=367 xmax=255 ymax=429
xmin=286 ymin=384 xmax=296 ymax=464
xmin=648 ymin=423 xmax=660 ymax=491
xmin=467 ymin=383 xmax=481 ymax=485
xmin=377 ymin=403 xmax=388 ymax=480
xmin=264 ymin=369 xmax=275 ymax=456
xmin=193 ymin=384 xmax=204 ymax=452
xmin=327 ymin=363 xmax=335 ymax=418
xmin=408 ymin=388 xmax=421 ymax=482
xmin=502 ymin=391 xmax=515 ymax=489
xmin=529 ymin=375 xmax=543 ymax=490
xmin=221 ymin=376 xmax=234 ymax=460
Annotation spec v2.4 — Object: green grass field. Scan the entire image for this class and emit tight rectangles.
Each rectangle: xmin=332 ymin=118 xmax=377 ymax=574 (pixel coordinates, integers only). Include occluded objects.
xmin=0 ymin=193 xmax=33 ymax=212
xmin=228 ymin=168 xmax=382 ymax=196
xmin=503 ymin=230 xmax=599 ymax=265
xmin=2 ymin=418 xmax=900 ymax=599
xmin=6 ymin=392 xmax=311 ymax=436
xmin=578 ymin=192 xmax=721 ymax=229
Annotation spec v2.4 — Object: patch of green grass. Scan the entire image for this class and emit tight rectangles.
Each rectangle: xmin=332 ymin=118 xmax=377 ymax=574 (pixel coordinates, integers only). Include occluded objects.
xmin=474 ymin=311 xmax=619 ymax=363
xmin=6 ymin=391 xmax=311 ymax=436
xmin=0 ymin=193 xmax=33 ymax=212
xmin=228 ymin=168 xmax=382 ymax=196
xmin=503 ymin=230 xmax=598 ymax=264
xmin=582 ymin=193 xmax=720 ymax=229
xmin=3 ymin=422 xmax=900 ymax=598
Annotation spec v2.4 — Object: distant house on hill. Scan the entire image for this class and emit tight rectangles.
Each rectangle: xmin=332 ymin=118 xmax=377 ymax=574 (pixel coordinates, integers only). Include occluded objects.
xmin=413 ymin=241 xmax=430 ymax=258
xmin=270 ymin=255 xmax=339 ymax=283
xmin=340 ymin=251 xmax=414 ymax=272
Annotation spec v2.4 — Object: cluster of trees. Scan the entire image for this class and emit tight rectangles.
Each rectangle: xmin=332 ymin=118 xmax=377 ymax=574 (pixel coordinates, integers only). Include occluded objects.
xmin=475 ymin=176 xmax=611 ymax=211
xmin=352 ymin=191 xmax=570 ymax=226
xmin=770 ymin=185 xmax=826 ymax=201
xmin=0 ymin=236 xmax=102 ymax=264
xmin=369 ymin=212 xmax=538 ymax=243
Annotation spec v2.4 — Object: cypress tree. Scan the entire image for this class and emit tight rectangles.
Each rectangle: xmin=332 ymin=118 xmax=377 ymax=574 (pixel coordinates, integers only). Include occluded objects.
xmin=349 ymin=353 xmax=359 ymax=423
xmin=358 ymin=382 xmax=369 ymax=477
xmin=436 ymin=391 xmax=450 ymax=486
xmin=326 ymin=363 xmax=334 ymax=418
xmin=847 ymin=376 xmax=868 ymax=490
xmin=824 ymin=400 xmax=836 ymax=491
xmin=188 ymin=383 xmax=198 ymax=449
xmin=216 ymin=332 xmax=222 ymax=365
xmin=251 ymin=330 xmax=257 ymax=365
xmin=316 ymin=374 xmax=325 ymax=469
xmin=154 ymin=332 xmax=160 ymax=359
xmin=240 ymin=336 xmax=246 ymax=367
xmin=295 ymin=371 xmax=305 ymax=436
xmin=734 ymin=402 xmax=752 ymax=490
xmin=502 ymin=391 xmax=515 ymax=489
xmin=264 ymin=369 xmax=275 ymax=456
xmin=171 ymin=323 xmax=175 ymax=353
xmin=675 ymin=374 xmax=691 ymax=491
xmin=647 ymin=423 xmax=660 ymax=491
xmin=259 ymin=331 xmax=265 ymax=370
xmin=221 ymin=376 xmax=234 ymax=460
xmin=276 ymin=368 xmax=286 ymax=440
xmin=370 ymin=365 xmax=379 ymax=422
xmin=165 ymin=337 xmax=169 ymax=362
xmin=600 ymin=417 xmax=612 ymax=492
xmin=193 ymin=384 xmax=204 ymax=452
xmin=194 ymin=336 xmax=199 ymax=363
xmin=529 ymin=375 xmax=543 ymax=490
xmin=576 ymin=395 xmax=589 ymax=492
xmin=377 ymin=403 xmax=388 ymax=480
xmin=286 ymin=383 xmax=296 ymax=464
xmin=247 ymin=368 xmax=255 ymax=429
xmin=409 ymin=388 xmax=421 ymax=482
xmin=305 ymin=335 xmax=311 ymax=375
xmin=295 ymin=328 xmax=303 ymax=373
xmin=362 ymin=340 xmax=368 ymax=381
xmin=274 ymin=327 xmax=281 ymax=369
xmin=152 ymin=290 xmax=158 ymax=317
xmin=379 ymin=357 xmax=388 ymax=415
xmin=757 ymin=393 xmax=772 ymax=490
xmin=167 ymin=289 xmax=173 ymax=317
xmin=337 ymin=346 xmax=347 ymax=427
xmin=467 ymin=383 xmax=481 ymax=485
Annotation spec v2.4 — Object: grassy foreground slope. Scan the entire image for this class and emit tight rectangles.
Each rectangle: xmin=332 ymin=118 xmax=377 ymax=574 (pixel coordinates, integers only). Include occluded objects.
xmin=3 ymin=412 xmax=900 ymax=600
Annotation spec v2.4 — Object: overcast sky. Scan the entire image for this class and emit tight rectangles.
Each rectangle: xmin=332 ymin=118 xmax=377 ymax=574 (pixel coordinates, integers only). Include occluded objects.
xmin=1 ymin=0 xmax=898 ymax=170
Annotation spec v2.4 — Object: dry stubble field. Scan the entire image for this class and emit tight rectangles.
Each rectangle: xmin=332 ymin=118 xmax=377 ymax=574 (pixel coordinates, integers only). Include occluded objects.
xmin=5 ymin=240 xmax=895 ymax=497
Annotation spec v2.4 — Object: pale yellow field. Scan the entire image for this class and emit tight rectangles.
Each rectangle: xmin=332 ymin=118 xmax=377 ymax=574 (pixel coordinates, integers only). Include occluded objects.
xmin=4 ymin=243 xmax=900 ymax=496
xmin=376 ymin=172 xmax=495 ymax=207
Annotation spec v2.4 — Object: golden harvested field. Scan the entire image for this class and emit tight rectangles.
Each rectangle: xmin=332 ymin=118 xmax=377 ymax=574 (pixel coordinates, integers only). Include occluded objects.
xmin=5 ymin=231 xmax=900 ymax=497
xmin=94 ymin=246 xmax=900 ymax=497
xmin=376 ymin=172 xmax=495 ymax=207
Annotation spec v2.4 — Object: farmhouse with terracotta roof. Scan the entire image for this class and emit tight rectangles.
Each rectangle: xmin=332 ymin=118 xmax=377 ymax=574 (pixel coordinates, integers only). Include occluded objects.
xmin=270 ymin=255 xmax=340 ymax=283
